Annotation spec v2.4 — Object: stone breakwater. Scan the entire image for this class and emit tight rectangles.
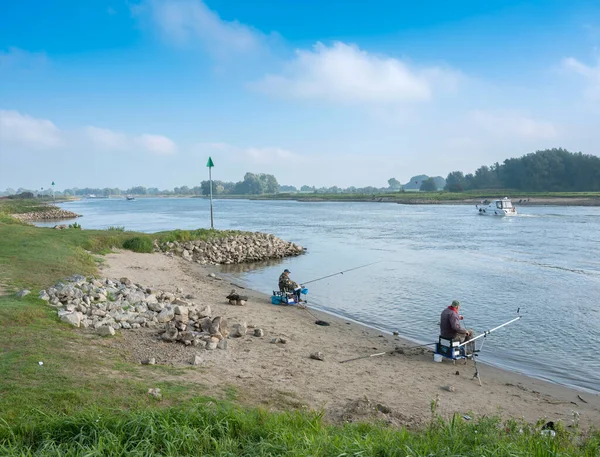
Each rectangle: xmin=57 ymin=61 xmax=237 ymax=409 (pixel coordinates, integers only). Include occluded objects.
xmin=40 ymin=275 xmax=243 ymax=350
xmin=12 ymin=208 xmax=81 ymax=222
xmin=155 ymin=232 xmax=305 ymax=265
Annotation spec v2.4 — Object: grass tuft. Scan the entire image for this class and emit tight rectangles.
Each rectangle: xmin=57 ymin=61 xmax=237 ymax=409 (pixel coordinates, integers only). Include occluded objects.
xmin=122 ymin=236 xmax=154 ymax=253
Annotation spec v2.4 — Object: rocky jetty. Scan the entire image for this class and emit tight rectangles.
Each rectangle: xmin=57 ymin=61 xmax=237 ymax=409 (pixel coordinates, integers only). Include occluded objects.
xmin=12 ymin=208 xmax=81 ymax=222
xmin=155 ymin=232 xmax=305 ymax=265
xmin=40 ymin=275 xmax=236 ymax=349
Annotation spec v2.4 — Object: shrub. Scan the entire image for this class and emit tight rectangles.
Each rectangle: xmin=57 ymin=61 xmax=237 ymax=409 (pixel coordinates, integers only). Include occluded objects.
xmin=107 ymin=226 xmax=125 ymax=232
xmin=68 ymin=222 xmax=81 ymax=229
xmin=122 ymin=236 xmax=153 ymax=253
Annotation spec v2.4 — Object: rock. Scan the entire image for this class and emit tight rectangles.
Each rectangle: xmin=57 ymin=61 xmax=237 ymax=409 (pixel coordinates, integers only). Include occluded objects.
xmin=97 ymin=326 xmax=116 ymax=336
xmin=120 ymin=277 xmax=132 ymax=286
xmin=193 ymin=339 xmax=207 ymax=349
xmin=145 ymin=294 xmax=158 ymax=304
xmin=192 ymin=355 xmax=204 ymax=365
xmin=217 ymin=339 xmax=228 ymax=350
xmin=148 ymin=388 xmax=162 ymax=400
xmin=270 ymin=337 xmax=287 ymax=344
xmin=147 ymin=301 xmax=164 ymax=312
xmin=156 ymin=307 xmax=175 ymax=323
xmin=208 ymin=273 xmax=216 ymax=278
xmin=230 ymin=322 xmax=247 ymax=338
xmin=39 ymin=290 xmax=50 ymax=301
xmin=161 ymin=326 xmax=179 ymax=342
xmin=253 ymin=328 xmax=264 ymax=337
xmin=141 ymin=358 xmax=156 ymax=365
xmin=442 ymin=385 xmax=456 ymax=392
xmin=178 ymin=331 xmax=195 ymax=344
xmin=16 ymin=289 xmax=31 ymax=298
xmin=206 ymin=341 xmax=218 ymax=350
xmin=60 ymin=312 xmax=82 ymax=327
xmin=310 ymin=352 xmax=325 ymax=361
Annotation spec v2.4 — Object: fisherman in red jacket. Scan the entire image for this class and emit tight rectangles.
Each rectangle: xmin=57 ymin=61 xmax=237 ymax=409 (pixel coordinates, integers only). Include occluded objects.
xmin=440 ymin=300 xmax=473 ymax=343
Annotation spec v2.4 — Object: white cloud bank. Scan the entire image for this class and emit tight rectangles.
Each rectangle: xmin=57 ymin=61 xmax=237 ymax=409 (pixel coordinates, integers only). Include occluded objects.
xmin=1 ymin=110 xmax=177 ymax=155
xmin=0 ymin=110 xmax=63 ymax=149
xmin=254 ymin=41 xmax=460 ymax=105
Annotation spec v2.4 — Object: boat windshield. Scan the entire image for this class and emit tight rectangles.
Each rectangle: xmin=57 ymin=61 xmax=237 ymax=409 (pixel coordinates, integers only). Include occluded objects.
xmin=502 ymin=201 xmax=513 ymax=209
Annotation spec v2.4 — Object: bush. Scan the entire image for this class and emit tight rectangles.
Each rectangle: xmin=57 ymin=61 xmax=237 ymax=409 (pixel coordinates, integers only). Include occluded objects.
xmin=107 ymin=226 xmax=125 ymax=232
xmin=68 ymin=222 xmax=81 ymax=229
xmin=122 ymin=236 xmax=153 ymax=253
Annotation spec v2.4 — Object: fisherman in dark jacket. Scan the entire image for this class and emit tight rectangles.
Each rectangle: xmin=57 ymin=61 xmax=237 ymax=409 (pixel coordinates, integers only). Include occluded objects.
xmin=278 ymin=269 xmax=302 ymax=303
xmin=440 ymin=300 xmax=473 ymax=342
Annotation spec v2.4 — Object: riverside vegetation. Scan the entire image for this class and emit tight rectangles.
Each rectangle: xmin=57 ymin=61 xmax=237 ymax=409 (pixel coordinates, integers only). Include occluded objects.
xmin=1 ymin=200 xmax=598 ymax=456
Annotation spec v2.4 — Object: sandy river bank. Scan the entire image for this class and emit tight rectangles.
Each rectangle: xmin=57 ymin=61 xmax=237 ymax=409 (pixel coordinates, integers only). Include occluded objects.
xmin=99 ymin=250 xmax=600 ymax=428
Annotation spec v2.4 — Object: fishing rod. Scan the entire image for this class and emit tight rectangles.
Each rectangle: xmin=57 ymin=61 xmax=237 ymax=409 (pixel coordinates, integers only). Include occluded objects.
xmin=458 ymin=308 xmax=522 ymax=348
xmin=300 ymin=261 xmax=383 ymax=286
xmin=339 ymin=342 xmax=437 ymax=363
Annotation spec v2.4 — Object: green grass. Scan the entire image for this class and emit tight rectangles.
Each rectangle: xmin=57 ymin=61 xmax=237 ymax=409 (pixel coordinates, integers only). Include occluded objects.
xmin=122 ymin=235 xmax=154 ymax=253
xmin=1 ymin=403 xmax=598 ymax=456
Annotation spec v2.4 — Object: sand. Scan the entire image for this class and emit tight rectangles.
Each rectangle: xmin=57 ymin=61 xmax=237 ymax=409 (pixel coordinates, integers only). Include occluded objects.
xmin=100 ymin=250 xmax=600 ymax=428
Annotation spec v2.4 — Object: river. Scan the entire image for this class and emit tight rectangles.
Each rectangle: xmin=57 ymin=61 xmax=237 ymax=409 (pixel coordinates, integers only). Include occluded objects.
xmin=38 ymin=197 xmax=600 ymax=393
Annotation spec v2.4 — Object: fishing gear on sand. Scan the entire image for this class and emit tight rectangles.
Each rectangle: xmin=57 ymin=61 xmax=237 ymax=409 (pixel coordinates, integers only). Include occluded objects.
xmin=339 ymin=342 xmax=437 ymax=363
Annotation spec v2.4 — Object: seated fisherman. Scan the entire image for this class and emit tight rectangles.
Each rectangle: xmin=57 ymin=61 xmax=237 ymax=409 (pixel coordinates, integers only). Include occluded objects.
xmin=440 ymin=300 xmax=473 ymax=343
xmin=278 ymin=269 xmax=302 ymax=303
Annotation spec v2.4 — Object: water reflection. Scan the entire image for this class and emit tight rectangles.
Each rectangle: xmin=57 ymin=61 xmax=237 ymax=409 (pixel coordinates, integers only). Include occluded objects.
xmin=217 ymin=258 xmax=287 ymax=274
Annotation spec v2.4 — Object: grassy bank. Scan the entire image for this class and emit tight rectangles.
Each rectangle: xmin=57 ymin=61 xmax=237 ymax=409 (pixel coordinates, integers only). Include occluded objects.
xmin=2 ymin=402 xmax=598 ymax=456
xmin=1 ymin=200 xmax=598 ymax=456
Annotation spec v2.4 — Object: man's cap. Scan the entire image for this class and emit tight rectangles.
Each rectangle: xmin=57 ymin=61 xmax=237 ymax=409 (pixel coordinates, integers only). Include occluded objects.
xmin=451 ymin=300 xmax=460 ymax=307
xmin=284 ymin=269 xmax=291 ymax=273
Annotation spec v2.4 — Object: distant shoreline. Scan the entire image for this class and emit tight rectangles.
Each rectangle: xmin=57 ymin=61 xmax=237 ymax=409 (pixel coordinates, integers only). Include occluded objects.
xmin=19 ymin=194 xmax=600 ymax=207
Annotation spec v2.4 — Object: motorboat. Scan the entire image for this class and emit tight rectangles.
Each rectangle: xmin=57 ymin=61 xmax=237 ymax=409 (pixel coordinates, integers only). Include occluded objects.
xmin=476 ymin=197 xmax=517 ymax=216
xmin=126 ymin=196 xmax=135 ymax=200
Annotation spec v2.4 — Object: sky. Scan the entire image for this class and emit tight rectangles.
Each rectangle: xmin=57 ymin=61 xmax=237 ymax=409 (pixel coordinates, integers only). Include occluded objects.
xmin=1 ymin=0 xmax=599 ymax=190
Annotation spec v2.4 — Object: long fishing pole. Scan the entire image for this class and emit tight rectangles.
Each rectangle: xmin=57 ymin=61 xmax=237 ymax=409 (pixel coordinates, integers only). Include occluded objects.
xmin=458 ymin=308 xmax=522 ymax=348
xmin=339 ymin=342 xmax=437 ymax=363
xmin=300 ymin=261 xmax=382 ymax=286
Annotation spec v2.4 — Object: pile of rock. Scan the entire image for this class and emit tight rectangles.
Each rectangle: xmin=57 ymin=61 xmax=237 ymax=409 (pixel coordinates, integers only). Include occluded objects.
xmin=39 ymin=275 xmax=241 ymax=350
xmin=155 ymin=232 xmax=305 ymax=265
xmin=12 ymin=208 xmax=81 ymax=222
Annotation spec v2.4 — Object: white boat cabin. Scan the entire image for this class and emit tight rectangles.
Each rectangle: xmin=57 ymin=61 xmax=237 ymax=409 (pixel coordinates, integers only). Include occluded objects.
xmin=476 ymin=197 xmax=517 ymax=216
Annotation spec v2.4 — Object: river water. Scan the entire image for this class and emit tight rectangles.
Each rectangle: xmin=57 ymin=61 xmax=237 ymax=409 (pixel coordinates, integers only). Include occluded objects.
xmin=39 ymin=197 xmax=600 ymax=393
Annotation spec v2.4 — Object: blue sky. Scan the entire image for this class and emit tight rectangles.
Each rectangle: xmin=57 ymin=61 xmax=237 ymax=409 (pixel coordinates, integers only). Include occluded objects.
xmin=1 ymin=0 xmax=599 ymax=190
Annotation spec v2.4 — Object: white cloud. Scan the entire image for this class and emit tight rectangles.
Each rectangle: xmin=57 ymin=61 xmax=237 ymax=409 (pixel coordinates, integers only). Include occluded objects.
xmin=254 ymin=41 xmax=460 ymax=105
xmin=469 ymin=110 xmax=558 ymax=140
xmin=84 ymin=126 xmax=129 ymax=150
xmin=197 ymin=142 xmax=304 ymax=164
xmin=562 ymin=56 xmax=600 ymax=99
xmin=0 ymin=110 xmax=177 ymax=156
xmin=84 ymin=126 xmax=177 ymax=155
xmin=0 ymin=110 xmax=63 ymax=149
xmin=147 ymin=0 xmax=267 ymax=57
xmin=135 ymin=134 xmax=177 ymax=155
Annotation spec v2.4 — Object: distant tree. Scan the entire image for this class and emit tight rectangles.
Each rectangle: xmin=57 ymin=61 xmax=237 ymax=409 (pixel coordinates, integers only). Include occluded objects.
xmin=279 ymin=185 xmax=297 ymax=192
xmin=300 ymin=185 xmax=315 ymax=192
xmin=387 ymin=178 xmax=401 ymax=190
xmin=419 ymin=178 xmax=437 ymax=191
xmin=445 ymin=171 xmax=467 ymax=192
xmin=404 ymin=175 xmax=429 ymax=190
xmin=127 ymin=186 xmax=147 ymax=195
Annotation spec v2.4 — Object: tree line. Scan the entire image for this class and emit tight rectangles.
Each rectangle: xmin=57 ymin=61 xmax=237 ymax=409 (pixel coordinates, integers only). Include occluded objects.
xmin=444 ymin=148 xmax=600 ymax=192
xmin=3 ymin=149 xmax=599 ymax=198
